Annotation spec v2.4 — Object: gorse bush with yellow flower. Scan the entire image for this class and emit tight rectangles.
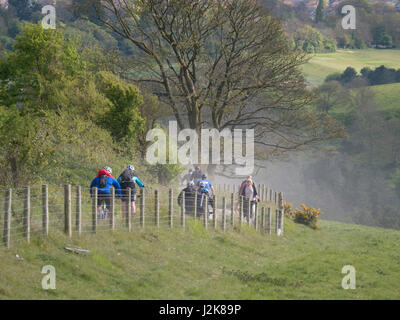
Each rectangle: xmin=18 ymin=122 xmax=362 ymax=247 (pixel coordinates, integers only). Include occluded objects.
xmin=284 ymin=201 xmax=293 ymax=218
xmin=284 ymin=202 xmax=324 ymax=229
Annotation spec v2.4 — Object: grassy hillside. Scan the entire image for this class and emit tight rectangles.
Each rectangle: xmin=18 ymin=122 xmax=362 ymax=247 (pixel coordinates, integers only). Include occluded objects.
xmin=0 ymin=217 xmax=399 ymax=300
xmin=370 ymin=83 xmax=400 ymax=117
xmin=303 ymin=49 xmax=400 ymax=86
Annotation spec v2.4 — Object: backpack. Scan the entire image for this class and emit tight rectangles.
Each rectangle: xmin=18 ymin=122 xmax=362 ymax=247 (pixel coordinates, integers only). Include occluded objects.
xmin=120 ymin=169 xmax=135 ymax=190
xmin=99 ymin=175 xmax=108 ymax=188
xmin=121 ymin=168 xmax=134 ymax=182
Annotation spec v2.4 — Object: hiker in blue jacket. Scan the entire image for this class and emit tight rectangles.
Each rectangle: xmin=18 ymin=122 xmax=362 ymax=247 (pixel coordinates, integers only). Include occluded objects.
xmin=90 ymin=166 xmax=122 ymax=220
xmin=196 ymin=174 xmax=215 ymax=196
xmin=117 ymin=165 xmax=145 ymax=220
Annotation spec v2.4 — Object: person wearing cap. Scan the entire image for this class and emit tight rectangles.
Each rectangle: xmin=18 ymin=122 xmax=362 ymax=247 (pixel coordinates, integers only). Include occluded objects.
xmin=196 ymin=173 xmax=215 ymax=196
xmin=177 ymin=181 xmax=197 ymax=215
xmin=190 ymin=166 xmax=204 ymax=185
xmin=117 ymin=165 xmax=145 ymax=220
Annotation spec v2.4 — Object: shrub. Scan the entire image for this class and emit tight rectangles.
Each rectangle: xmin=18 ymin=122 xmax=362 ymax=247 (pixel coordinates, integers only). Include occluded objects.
xmin=283 ymin=201 xmax=293 ymax=218
xmin=292 ymin=204 xmax=324 ymax=229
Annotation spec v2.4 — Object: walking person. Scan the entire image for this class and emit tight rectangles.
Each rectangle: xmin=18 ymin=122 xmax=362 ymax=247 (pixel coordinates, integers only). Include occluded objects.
xmin=191 ymin=166 xmax=204 ymax=185
xmin=177 ymin=181 xmax=197 ymax=215
xmin=117 ymin=165 xmax=145 ymax=220
xmin=196 ymin=174 xmax=215 ymax=196
xmin=90 ymin=166 xmax=121 ymax=220
xmin=181 ymin=168 xmax=194 ymax=187
xmin=239 ymin=178 xmax=259 ymax=222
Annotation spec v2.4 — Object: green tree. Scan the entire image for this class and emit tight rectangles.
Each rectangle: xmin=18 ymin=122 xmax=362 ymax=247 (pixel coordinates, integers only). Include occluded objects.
xmin=0 ymin=106 xmax=55 ymax=186
xmin=0 ymin=23 xmax=84 ymax=111
xmin=316 ymin=0 xmax=324 ymax=23
xmin=313 ymin=81 xmax=350 ymax=113
xmin=96 ymin=71 xmax=145 ymax=151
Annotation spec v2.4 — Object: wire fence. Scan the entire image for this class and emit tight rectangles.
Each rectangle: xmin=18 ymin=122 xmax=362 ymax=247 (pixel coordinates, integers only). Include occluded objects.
xmin=0 ymin=184 xmax=284 ymax=250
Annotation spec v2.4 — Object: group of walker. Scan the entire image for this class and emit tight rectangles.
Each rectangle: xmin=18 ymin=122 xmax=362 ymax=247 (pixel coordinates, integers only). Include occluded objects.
xmin=178 ymin=167 xmax=260 ymax=220
xmin=178 ymin=166 xmax=215 ymax=218
xmin=90 ymin=164 xmax=260 ymax=222
xmin=90 ymin=165 xmax=144 ymax=221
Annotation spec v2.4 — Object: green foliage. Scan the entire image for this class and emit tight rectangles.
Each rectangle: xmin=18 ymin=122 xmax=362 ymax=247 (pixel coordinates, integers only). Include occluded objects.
xmin=0 ymin=23 xmax=85 ymax=110
xmin=0 ymin=22 xmax=149 ymax=187
xmin=315 ymin=0 xmax=324 ymax=23
xmin=373 ymin=25 xmax=393 ymax=47
xmin=96 ymin=71 xmax=145 ymax=152
xmin=8 ymin=0 xmax=41 ymax=22
xmin=293 ymin=25 xmax=336 ymax=53
xmin=0 ymin=106 xmax=55 ymax=186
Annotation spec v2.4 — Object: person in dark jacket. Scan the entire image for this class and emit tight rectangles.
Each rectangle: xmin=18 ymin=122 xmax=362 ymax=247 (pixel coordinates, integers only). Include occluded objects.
xmin=190 ymin=166 xmax=204 ymax=185
xmin=90 ymin=166 xmax=121 ymax=219
xmin=117 ymin=165 xmax=145 ymax=220
xmin=177 ymin=181 xmax=197 ymax=215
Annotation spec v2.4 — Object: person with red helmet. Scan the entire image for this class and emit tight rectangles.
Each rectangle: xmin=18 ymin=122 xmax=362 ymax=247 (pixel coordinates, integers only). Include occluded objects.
xmin=90 ymin=166 xmax=121 ymax=220
xmin=190 ymin=165 xmax=203 ymax=185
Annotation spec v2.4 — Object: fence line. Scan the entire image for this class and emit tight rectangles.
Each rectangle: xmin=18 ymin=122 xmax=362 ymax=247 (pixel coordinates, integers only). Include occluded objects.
xmin=1 ymin=183 xmax=285 ymax=249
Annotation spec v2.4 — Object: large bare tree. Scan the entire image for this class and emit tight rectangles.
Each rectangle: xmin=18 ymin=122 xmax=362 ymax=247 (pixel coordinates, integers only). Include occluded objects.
xmin=74 ymin=0 xmax=344 ymax=175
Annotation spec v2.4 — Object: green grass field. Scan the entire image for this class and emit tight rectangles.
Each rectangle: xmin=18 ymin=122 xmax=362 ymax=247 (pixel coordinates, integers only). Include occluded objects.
xmin=370 ymin=83 xmax=400 ymax=116
xmin=302 ymin=49 xmax=400 ymax=86
xmin=0 ymin=217 xmax=399 ymax=300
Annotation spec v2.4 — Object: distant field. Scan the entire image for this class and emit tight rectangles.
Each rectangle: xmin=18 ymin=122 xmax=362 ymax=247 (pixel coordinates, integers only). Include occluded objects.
xmin=302 ymin=49 xmax=400 ymax=86
xmin=370 ymin=83 xmax=400 ymax=115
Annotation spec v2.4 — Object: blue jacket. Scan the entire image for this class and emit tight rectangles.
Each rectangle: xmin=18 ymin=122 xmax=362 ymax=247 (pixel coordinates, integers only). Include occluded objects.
xmin=90 ymin=176 xmax=122 ymax=196
xmin=197 ymin=179 xmax=212 ymax=191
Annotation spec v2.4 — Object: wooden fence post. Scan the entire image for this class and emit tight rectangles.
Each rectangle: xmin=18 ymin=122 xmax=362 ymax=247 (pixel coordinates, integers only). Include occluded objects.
xmin=213 ymin=195 xmax=217 ymax=231
xmin=140 ymin=188 xmax=145 ymax=229
xmin=24 ymin=187 xmax=31 ymax=243
xmin=239 ymin=196 xmax=243 ymax=228
xmin=231 ymin=192 xmax=234 ymax=228
xmin=194 ymin=192 xmax=198 ymax=220
xmin=42 ymin=185 xmax=49 ymax=237
xmin=261 ymin=184 xmax=265 ymax=202
xmin=169 ymin=189 xmax=173 ymax=228
xmin=127 ymin=188 xmax=132 ymax=231
xmin=279 ymin=192 xmax=284 ymax=236
xmin=275 ymin=208 xmax=279 ymax=235
xmin=155 ymin=189 xmax=159 ymax=227
xmin=75 ymin=186 xmax=81 ymax=235
xmin=247 ymin=198 xmax=251 ymax=226
xmin=110 ymin=187 xmax=115 ymax=231
xmin=261 ymin=207 xmax=265 ymax=234
xmin=92 ymin=187 xmax=97 ymax=234
xmin=254 ymin=202 xmax=258 ymax=230
xmin=3 ymin=189 xmax=12 ymax=248
xmin=64 ymin=185 xmax=72 ymax=238
xmin=181 ymin=191 xmax=185 ymax=229
xmin=222 ymin=196 xmax=226 ymax=232
xmin=267 ymin=207 xmax=272 ymax=235
xmin=203 ymin=196 xmax=208 ymax=230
